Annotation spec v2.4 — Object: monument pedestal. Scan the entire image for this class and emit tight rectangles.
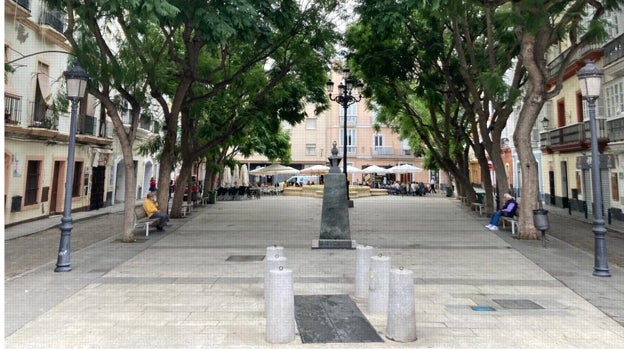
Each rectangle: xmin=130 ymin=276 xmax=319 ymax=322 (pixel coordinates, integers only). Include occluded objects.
xmin=312 ymin=239 xmax=357 ymax=249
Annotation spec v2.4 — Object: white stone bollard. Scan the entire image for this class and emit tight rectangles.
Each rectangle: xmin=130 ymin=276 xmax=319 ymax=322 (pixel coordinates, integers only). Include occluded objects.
xmin=368 ymin=254 xmax=390 ymax=314
xmin=386 ymin=267 xmax=417 ymax=342
xmin=266 ymin=245 xmax=284 ymax=259
xmin=354 ymin=245 xmax=376 ymax=300
xmin=265 ymin=267 xmax=295 ymax=343
xmin=265 ymin=255 xmax=287 ymax=302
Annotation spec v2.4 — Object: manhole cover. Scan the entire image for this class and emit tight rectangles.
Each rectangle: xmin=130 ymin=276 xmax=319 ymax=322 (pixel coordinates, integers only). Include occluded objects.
xmin=493 ymin=299 xmax=544 ymax=309
xmin=294 ymin=294 xmax=383 ymax=343
xmin=225 ymin=255 xmax=265 ymax=262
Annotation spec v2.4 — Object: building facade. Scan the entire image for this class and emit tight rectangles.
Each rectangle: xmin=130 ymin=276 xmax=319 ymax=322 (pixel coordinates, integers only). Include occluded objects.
xmin=236 ymin=69 xmax=432 ymax=186
xmin=540 ymin=10 xmax=624 ymax=218
xmin=4 ymin=0 xmax=158 ymax=226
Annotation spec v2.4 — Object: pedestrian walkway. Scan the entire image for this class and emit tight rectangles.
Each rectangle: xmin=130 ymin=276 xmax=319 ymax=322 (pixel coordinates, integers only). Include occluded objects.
xmin=4 ymin=195 xmax=624 ymax=348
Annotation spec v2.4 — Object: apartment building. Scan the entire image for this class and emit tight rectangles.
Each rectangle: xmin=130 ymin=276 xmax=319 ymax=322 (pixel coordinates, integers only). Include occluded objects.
xmin=540 ymin=10 xmax=624 ymax=218
xmin=237 ymin=69 xmax=431 ymax=186
xmin=4 ymin=0 xmax=158 ymax=226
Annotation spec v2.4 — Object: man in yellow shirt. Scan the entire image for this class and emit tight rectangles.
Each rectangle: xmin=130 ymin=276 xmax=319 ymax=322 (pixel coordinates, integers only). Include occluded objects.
xmin=143 ymin=191 xmax=169 ymax=231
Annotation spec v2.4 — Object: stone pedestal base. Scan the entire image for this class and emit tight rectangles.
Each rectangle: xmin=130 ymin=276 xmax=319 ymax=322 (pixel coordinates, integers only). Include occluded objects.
xmin=311 ymin=239 xmax=357 ymax=249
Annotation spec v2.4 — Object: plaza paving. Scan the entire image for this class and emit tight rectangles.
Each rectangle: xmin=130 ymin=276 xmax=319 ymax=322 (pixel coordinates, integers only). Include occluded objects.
xmin=4 ymin=195 xmax=624 ymax=348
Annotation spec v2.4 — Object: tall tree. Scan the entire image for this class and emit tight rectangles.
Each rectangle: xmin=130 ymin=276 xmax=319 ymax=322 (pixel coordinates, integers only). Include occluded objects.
xmin=45 ymin=0 xmax=180 ymax=242
xmin=347 ymin=0 xmax=522 ymax=213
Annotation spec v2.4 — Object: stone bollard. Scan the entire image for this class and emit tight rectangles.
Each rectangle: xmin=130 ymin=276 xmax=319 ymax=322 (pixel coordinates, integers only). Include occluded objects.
xmin=265 ymin=255 xmax=287 ymax=302
xmin=265 ymin=267 xmax=295 ymax=343
xmin=368 ymin=254 xmax=390 ymax=314
xmin=266 ymin=245 xmax=284 ymax=259
xmin=354 ymin=245 xmax=376 ymax=300
xmin=386 ymin=267 xmax=417 ymax=342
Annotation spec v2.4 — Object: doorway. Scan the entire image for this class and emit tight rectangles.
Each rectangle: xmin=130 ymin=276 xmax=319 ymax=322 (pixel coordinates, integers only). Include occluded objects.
xmin=50 ymin=161 xmax=65 ymax=214
xmin=89 ymin=166 xmax=106 ymax=210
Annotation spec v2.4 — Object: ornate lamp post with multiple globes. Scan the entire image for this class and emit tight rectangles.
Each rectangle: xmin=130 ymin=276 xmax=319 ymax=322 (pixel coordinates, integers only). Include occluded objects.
xmin=55 ymin=64 xmax=89 ymax=272
xmin=326 ymin=68 xmax=364 ymax=205
xmin=577 ymin=60 xmax=610 ymax=277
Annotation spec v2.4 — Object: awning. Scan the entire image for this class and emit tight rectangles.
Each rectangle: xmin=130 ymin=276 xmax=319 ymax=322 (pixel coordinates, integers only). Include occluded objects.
xmin=4 ymin=83 xmax=20 ymax=98
xmin=37 ymin=73 xmax=52 ymax=105
xmin=86 ymin=94 xmax=96 ymax=116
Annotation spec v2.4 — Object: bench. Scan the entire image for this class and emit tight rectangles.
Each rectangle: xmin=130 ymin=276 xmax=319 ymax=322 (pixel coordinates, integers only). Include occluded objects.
xmin=471 ymin=202 xmax=485 ymax=216
xmin=500 ymin=216 xmax=519 ymax=237
xmin=134 ymin=205 xmax=160 ymax=237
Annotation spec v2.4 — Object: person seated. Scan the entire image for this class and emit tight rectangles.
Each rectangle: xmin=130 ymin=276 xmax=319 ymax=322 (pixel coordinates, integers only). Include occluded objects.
xmin=486 ymin=193 xmax=518 ymax=231
xmin=142 ymin=191 xmax=169 ymax=231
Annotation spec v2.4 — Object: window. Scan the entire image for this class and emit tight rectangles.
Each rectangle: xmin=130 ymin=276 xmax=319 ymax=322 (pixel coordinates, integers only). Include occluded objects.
xmin=611 ymin=172 xmax=619 ymax=200
xmin=305 ymin=144 xmax=316 ymax=156
xmin=604 ymin=81 xmax=624 ymax=118
xmin=34 ymin=62 xmax=51 ymax=124
xmin=24 ymin=160 xmax=41 ymax=205
xmin=373 ymin=134 xmax=384 ymax=148
xmin=339 ymin=129 xmax=356 ymax=155
xmin=340 ymin=104 xmax=357 ymax=125
xmin=72 ymin=161 xmax=84 ymax=197
xmin=305 ymin=118 xmax=317 ymax=130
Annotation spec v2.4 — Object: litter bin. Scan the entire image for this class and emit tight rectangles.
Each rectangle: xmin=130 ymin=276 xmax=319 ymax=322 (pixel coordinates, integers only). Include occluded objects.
xmin=533 ymin=208 xmax=549 ymax=231
xmin=445 ymin=187 xmax=453 ymax=197
xmin=208 ymin=190 xmax=216 ymax=204
xmin=475 ymin=193 xmax=485 ymax=204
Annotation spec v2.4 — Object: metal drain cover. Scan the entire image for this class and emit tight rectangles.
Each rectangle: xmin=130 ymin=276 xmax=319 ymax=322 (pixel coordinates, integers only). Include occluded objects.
xmin=493 ymin=299 xmax=544 ymax=309
xmin=225 ymin=255 xmax=265 ymax=262
xmin=294 ymin=294 xmax=383 ymax=343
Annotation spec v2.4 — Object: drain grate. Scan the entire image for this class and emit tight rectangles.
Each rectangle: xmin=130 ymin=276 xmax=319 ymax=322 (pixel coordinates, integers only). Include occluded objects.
xmin=493 ymin=299 xmax=544 ymax=309
xmin=294 ymin=294 xmax=383 ymax=343
xmin=471 ymin=305 xmax=496 ymax=312
xmin=225 ymin=255 xmax=265 ymax=262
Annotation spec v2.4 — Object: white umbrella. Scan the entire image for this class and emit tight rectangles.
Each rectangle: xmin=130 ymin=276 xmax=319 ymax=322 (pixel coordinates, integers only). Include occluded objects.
xmin=240 ymin=164 xmax=249 ymax=186
xmin=300 ymin=164 xmax=330 ymax=175
xmin=388 ymin=164 xmax=422 ymax=174
xmin=232 ymin=164 xmax=240 ymax=186
xmin=222 ymin=166 xmax=232 ymax=187
xmin=346 ymin=165 xmax=362 ymax=174
xmin=249 ymin=163 xmax=300 ymax=176
xmin=361 ymin=165 xmax=389 ymax=174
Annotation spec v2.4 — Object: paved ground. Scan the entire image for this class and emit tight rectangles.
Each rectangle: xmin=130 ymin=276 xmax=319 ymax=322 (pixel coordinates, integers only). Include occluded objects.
xmin=4 ymin=194 xmax=624 ymax=348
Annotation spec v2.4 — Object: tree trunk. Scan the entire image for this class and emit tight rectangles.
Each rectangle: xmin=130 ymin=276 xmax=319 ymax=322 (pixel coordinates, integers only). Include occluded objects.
xmin=514 ymin=32 xmax=545 ymax=240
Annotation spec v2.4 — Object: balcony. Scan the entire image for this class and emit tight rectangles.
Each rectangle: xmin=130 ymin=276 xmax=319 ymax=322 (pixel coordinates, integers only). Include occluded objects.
xmin=4 ymin=95 xmax=22 ymax=125
xmin=604 ymin=33 xmax=624 ymax=66
xmin=546 ymin=43 xmax=603 ymax=81
xmin=39 ymin=8 xmax=64 ymax=33
xmin=540 ymin=119 xmax=607 ymax=153
xmin=341 ymin=116 xmax=357 ymax=127
xmin=6 ymin=0 xmax=31 ymax=18
xmin=607 ymin=115 xmax=624 ymax=142
xmin=373 ymin=146 xmax=394 ymax=156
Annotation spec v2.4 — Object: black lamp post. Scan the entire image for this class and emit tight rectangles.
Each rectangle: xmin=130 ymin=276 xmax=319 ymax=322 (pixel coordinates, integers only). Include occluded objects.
xmin=55 ymin=64 xmax=89 ymax=272
xmin=577 ymin=60 xmax=610 ymax=277
xmin=326 ymin=68 xmax=364 ymax=204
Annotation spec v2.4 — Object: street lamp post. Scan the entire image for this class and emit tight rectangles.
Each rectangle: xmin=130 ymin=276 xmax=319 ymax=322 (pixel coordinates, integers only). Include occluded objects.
xmin=326 ymin=68 xmax=364 ymax=205
xmin=577 ymin=61 xmax=610 ymax=277
xmin=55 ymin=64 xmax=89 ymax=272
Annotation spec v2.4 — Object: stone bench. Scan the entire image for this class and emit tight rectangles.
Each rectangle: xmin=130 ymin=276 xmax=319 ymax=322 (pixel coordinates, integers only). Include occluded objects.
xmin=500 ymin=216 xmax=519 ymax=237
xmin=134 ymin=205 xmax=160 ymax=237
xmin=471 ymin=202 xmax=485 ymax=216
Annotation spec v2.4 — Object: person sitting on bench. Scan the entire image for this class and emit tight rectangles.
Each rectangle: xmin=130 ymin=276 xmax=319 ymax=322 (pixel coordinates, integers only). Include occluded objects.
xmin=143 ymin=191 xmax=169 ymax=231
xmin=486 ymin=193 xmax=517 ymax=231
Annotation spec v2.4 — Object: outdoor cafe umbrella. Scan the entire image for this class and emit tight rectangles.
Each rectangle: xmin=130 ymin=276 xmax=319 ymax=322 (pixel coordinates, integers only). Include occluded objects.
xmin=232 ymin=164 xmax=240 ymax=186
xmin=300 ymin=164 xmax=330 ymax=175
xmin=346 ymin=165 xmax=362 ymax=174
xmin=361 ymin=165 xmax=389 ymax=174
xmin=249 ymin=163 xmax=300 ymax=176
xmin=388 ymin=164 xmax=422 ymax=174
xmin=222 ymin=166 xmax=232 ymax=187
xmin=240 ymin=164 xmax=249 ymax=186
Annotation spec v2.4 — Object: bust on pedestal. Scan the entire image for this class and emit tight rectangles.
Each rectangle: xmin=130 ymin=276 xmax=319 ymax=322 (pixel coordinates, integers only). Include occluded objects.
xmin=314 ymin=142 xmax=355 ymax=249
